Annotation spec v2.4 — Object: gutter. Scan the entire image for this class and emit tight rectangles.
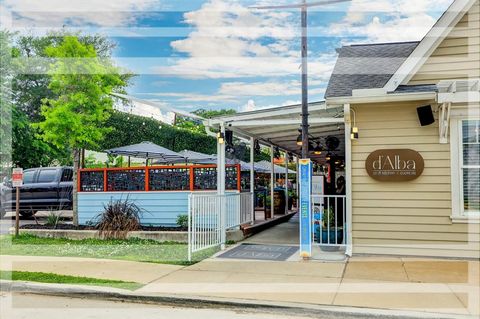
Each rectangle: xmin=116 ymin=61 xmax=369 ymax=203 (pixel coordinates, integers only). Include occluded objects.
xmin=326 ymin=91 xmax=437 ymax=106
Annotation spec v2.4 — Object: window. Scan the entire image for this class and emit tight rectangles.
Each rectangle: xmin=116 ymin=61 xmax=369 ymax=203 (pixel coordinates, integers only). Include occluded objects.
xmin=461 ymin=120 xmax=480 ymax=214
xmin=22 ymin=170 xmax=36 ymax=184
xmin=61 ymin=169 xmax=73 ymax=182
xmin=451 ymin=119 xmax=480 ymax=220
xmin=37 ymin=169 xmax=57 ymax=183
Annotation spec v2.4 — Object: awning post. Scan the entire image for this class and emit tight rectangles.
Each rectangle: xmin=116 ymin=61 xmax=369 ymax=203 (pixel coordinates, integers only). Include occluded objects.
xmin=285 ymin=151 xmax=289 ymax=215
xmin=250 ymin=137 xmax=255 ymax=225
xmin=270 ymin=145 xmax=274 ymax=219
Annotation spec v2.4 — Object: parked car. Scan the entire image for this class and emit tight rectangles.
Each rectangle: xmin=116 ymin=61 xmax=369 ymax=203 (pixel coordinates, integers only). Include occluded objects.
xmin=0 ymin=167 xmax=73 ymax=218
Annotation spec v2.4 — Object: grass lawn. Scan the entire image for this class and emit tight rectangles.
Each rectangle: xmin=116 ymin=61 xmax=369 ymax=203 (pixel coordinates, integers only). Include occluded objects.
xmin=0 ymin=270 xmax=143 ymax=290
xmin=0 ymin=234 xmax=217 ymax=265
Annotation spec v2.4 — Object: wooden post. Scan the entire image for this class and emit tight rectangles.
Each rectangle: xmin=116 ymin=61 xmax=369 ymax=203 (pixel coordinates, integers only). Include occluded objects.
xmin=15 ymin=186 xmax=19 ymax=237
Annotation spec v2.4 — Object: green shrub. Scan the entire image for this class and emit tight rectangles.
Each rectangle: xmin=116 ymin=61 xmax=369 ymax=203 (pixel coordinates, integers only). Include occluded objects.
xmin=95 ymin=197 xmax=143 ymax=239
xmin=176 ymin=214 xmax=188 ymax=228
xmin=45 ymin=211 xmax=62 ymax=228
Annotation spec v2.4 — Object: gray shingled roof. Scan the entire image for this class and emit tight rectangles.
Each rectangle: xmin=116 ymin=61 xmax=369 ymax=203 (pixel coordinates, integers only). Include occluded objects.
xmin=325 ymin=41 xmax=420 ymax=98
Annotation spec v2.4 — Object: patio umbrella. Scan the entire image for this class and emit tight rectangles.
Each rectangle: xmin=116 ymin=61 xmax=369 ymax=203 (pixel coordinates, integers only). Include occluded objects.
xmin=105 ymin=141 xmax=186 ymax=164
xmin=255 ymin=160 xmax=296 ymax=174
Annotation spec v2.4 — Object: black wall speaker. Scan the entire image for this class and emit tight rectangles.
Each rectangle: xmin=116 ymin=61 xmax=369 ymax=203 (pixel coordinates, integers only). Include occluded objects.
xmin=417 ymin=105 xmax=435 ymax=126
xmin=225 ymin=130 xmax=233 ymax=145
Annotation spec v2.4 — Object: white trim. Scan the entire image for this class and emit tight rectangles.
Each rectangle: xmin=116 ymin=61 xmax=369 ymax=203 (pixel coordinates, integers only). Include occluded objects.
xmin=384 ymin=0 xmax=476 ymax=91
xmin=438 ymin=92 xmax=480 ymax=103
xmin=326 ymin=92 xmax=436 ymax=105
xmin=344 ymin=103 xmax=353 ymax=257
xmin=226 ymin=118 xmax=344 ymax=127
xmin=450 ymin=118 xmax=480 ymax=222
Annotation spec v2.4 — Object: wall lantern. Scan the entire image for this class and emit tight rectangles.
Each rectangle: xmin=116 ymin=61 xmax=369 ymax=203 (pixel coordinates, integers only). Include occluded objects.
xmin=217 ymin=131 xmax=225 ymax=144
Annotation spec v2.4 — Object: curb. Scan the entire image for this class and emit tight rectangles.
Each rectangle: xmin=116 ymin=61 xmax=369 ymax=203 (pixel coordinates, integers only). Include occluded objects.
xmin=0 ymin=280 xmax=472 ymax=319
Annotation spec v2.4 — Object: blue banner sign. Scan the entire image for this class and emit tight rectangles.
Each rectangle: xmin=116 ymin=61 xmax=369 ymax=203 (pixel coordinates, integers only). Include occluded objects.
xmin=299 ymin=159 xmax=312 ymax=258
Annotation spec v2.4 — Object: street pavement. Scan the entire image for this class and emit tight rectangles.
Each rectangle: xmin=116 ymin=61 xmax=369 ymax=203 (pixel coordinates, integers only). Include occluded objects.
xmin=0 ymin=292 xmax=328 ymax=319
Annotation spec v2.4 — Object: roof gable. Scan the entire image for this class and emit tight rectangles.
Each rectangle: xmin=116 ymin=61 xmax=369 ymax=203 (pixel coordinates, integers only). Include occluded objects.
xmin=325 ymin=42 xmax=418 ymax=98
xmin=384 ymin=0 xmax=477 ymax=91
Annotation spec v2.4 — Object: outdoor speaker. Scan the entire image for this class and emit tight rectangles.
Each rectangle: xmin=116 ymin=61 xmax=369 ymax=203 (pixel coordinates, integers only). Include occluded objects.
xmin=417 ymin=105 xmax=435 ymax=126
xmin=225 ymin=130 xmax=233 ymax=146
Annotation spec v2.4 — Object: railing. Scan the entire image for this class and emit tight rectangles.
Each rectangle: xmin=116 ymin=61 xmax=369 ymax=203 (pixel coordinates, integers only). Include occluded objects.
xmin=78 ymin=164 xmax=241 ymax=193
xmin=311 ymin=195 xmax=347 ymax=248
xmin=187 ymin=192 xmax=254 ymax=261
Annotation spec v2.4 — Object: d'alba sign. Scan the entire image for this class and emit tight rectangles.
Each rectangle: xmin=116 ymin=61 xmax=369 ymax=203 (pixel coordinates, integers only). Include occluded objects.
xmin=365 ymin=149 xmax=424 ymax=182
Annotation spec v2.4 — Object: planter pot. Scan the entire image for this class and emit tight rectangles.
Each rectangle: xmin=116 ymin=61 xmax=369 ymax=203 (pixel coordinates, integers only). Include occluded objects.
xmin=314 ymin=226 xmax=344 ymax=251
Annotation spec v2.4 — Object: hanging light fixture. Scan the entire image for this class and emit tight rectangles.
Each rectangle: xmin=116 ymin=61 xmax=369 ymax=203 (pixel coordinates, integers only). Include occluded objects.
xmin=313 ymin=143 xmax=323 ymax=155
xmin=296 ymin=133 xmax=303 ymax=146
xmin=325 ymin=153 xmax=332 ymax=161
xmin=274 ymin=146 xmax=281 ymax=159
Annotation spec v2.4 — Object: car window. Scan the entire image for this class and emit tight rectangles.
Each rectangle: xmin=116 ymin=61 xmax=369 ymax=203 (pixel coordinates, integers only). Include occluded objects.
xmin=23 ymin=170 xmax=36 ymax=184
xmin=61 ymin=169 xmax=73 ymax=182
xmin=37 ymin=169 xmax=58 ymax=183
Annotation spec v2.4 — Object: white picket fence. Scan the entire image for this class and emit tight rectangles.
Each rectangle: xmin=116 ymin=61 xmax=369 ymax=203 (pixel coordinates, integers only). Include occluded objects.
xmin=311 ymin=194 xmax=347 ymax=248
xmin=188 ymin=192 xmax=253 ymax=261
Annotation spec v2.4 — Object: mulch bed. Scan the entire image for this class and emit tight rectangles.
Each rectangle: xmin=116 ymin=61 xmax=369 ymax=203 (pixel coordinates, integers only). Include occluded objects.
xmin=19 ymin=224 xmax=187 ymax=232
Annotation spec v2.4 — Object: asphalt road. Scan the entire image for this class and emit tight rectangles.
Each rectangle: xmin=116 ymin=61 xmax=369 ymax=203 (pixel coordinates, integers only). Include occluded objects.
xmin=0 ymin=292 xmax=359 ymax=319
xmin=0 ymin=211 xmax=73 ymax=235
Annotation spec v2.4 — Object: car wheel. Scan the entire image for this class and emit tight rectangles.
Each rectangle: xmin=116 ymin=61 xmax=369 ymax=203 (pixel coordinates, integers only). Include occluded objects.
xmin=19 ymin=210 xmax=35 ymax=218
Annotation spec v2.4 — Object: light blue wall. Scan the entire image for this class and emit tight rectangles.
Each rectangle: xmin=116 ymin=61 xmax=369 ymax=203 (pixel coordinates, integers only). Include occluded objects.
xmin=78 ymin=192 xmax=191 ymax=226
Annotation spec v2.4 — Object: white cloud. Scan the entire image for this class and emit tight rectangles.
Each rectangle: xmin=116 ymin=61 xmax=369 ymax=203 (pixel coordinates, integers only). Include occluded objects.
xmin=329 ymin=0 xmax=453 ymax=43
xmin=241 ymin=99 xmax=257 ymax=112
xmin=219 ymin=80 xmax=326 ymax=97
xmin=1 ymin=0 xmax=162 ymax=28
xmin=156 ymin=0 xmax=335 ymax=80
xmin=114 ymin=100 xmax=175 ymax=125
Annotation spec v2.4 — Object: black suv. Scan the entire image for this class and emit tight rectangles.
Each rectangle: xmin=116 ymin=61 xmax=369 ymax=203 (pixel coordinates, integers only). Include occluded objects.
xmin=0 ymin=167 xmax=73 ymax=218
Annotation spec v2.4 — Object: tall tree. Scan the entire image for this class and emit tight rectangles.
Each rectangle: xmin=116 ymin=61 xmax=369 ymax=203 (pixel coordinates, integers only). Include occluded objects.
xmin=35 ymin=36 xmax=129 ymax=225
xmin=11 ymin=32 xmax=125 ymax=167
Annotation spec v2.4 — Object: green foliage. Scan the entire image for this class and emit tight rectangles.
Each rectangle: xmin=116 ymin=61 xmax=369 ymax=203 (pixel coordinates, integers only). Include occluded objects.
xmin=98 ymin=111 xmax=217 ymax=154
xmin=35 ymin=36 xmax=127 ymax=151
xmin=0 ymin=234 xmax=215 ymax=265
xmin=95 ymin=197 xmax=143 ymax=239
xmin=176 ymin=214 xmax=188 ymax=228
xmin=45 ymin=211 xmax=62 ymax=228
xmin=192 ymin=108 xmax=237 ymax=119
xmin=9 ymin=32 xmax=131 ymax=168
xmin=0 ymin=270 xmax=142 ymax=290
xmin=322 ymin=207 xmax=334 ymax=228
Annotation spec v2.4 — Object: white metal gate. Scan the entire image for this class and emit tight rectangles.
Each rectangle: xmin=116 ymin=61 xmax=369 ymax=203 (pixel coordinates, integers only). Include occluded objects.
xmin=311 ymin=195 xmax=347 ymax=250
xmin=188 ymin=192 xmax=253 ymax=261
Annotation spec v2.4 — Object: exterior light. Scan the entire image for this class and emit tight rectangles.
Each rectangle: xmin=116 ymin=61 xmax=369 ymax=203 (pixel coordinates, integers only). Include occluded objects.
xmin=217 ymin=132 xmax=225 ymax=144
xmin=296 ymin=133 xmax=303 ymax=146
xmin=313 ymin=143 xmax=323 ymax=155
xmin=325 ymin=153 xmax=332 ymax=161
xmin=351 ymin=127 xmax=359 ymax=140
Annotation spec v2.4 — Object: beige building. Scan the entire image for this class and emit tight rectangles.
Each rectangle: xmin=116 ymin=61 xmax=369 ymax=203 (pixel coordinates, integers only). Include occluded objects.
xmin=325 ymin=0 xmax=480 ymax=258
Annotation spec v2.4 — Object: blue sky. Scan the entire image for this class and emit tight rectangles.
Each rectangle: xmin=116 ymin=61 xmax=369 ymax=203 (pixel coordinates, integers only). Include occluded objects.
xmin=1 ymin=0 xmax=453 ymax=117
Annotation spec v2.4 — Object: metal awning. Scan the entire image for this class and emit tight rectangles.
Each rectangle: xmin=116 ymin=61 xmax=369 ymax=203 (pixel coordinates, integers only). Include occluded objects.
xmin=106 ymin=141 xmax=186 ymax=163
xmin=206 ymin=101 xmax=345 ymax=158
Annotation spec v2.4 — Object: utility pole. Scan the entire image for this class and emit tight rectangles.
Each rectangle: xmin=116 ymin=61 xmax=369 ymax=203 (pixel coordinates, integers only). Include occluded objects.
xmin=251 ymin=0 xmax=350 ymax=159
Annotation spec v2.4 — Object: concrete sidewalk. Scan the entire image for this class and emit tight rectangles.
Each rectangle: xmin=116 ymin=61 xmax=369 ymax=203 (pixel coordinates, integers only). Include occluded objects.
xmin=1 ymin=254 xmax=478 ymax=317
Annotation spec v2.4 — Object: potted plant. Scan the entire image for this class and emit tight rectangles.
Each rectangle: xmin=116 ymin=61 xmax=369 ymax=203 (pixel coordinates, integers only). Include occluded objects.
xmin=287 ymin=190 xmax=297 ymax=210
xmin=315 ymin=206 xmax=343 ymax=251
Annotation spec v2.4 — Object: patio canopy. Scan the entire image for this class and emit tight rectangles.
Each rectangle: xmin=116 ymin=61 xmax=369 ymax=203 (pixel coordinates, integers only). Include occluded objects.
xmin=156 ymin=149 xmax=269 ymax=172
xmin=206 ymin=101 xmax=345 ymax=161
xmin=105 ymin=141 xmax=186 ymax=163
xmin=255 ymin=160 xmax=296 ymax=174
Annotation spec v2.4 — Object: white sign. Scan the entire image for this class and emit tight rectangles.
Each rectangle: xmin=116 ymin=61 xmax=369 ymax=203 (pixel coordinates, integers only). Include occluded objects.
xmin=312 ymin=175 xmax=324 ymax=195
xmin=12 ymin=168 xmax=23 ymax=187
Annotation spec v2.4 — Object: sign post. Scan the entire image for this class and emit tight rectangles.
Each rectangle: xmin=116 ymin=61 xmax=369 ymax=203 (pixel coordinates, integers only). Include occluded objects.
xmin=12 ymin=168 xmax=23 ymax=237
xmin=298 ymin=159 xmax=312 ymax=259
